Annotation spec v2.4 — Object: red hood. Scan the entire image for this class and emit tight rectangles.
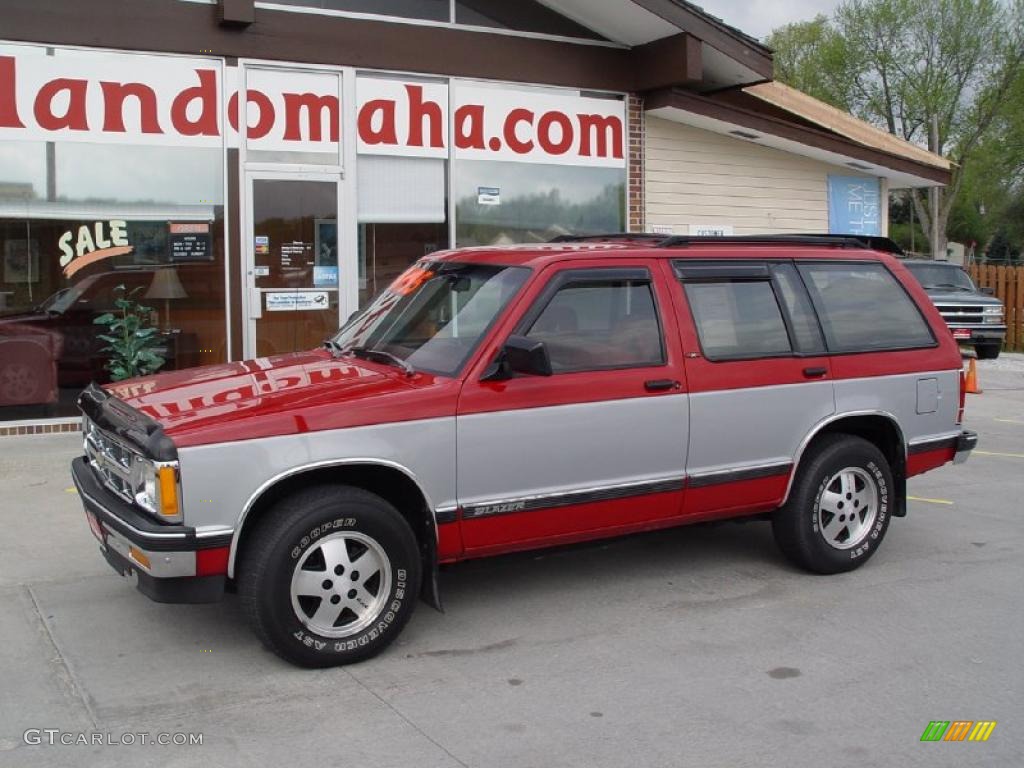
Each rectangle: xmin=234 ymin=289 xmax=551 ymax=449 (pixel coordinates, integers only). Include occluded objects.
xmin=105 ymin=349 xmax=457 ymax=447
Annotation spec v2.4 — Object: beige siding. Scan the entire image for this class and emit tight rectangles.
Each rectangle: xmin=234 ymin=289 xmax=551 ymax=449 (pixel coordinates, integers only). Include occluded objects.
xmin=645 ymin=117 xmax=877 ymax=235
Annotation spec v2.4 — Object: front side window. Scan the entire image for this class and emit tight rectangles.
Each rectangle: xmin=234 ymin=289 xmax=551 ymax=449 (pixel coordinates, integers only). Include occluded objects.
xmin=525 ymin=275 xmax=664 ymax=372
xmin=683 ymin=280 xmax=792 ymax=360
xmin=798 ymin=262 xmax=935 ymax=352
xmin=333 ymin=261 xmax=529 ymax=377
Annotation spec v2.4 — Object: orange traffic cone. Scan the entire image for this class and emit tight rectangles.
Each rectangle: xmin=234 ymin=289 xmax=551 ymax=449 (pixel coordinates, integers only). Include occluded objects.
xmin=965 ymin=357 xmax=982 ymax=394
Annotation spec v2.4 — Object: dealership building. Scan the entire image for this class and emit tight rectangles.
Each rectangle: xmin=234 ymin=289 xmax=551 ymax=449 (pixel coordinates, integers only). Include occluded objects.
xmin=0 ymin=0 xmax=950 ymax=430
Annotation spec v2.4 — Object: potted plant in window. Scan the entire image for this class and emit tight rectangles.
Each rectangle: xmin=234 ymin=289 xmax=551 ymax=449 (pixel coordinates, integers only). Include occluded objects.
xmin=93 ymin=285 xmax=166 ymax=381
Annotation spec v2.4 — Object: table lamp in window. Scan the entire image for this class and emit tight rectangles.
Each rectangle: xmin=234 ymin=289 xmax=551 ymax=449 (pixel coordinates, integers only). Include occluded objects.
xmin=145 ymin=267 xmax=188 ymax=331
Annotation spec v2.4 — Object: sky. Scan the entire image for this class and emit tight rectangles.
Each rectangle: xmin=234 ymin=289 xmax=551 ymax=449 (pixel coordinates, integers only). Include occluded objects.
xmin=695 ymin=0 xmax=842 ymax=41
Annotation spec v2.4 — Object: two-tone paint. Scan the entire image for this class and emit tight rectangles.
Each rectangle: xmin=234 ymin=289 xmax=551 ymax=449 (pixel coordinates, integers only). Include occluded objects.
xmin=95 ymin=241 xmax=967 ymax=592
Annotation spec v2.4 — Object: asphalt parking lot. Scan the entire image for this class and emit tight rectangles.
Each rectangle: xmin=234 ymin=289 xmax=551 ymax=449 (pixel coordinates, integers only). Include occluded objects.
xmin=1 ymin=356 xmax=1022 ymax=768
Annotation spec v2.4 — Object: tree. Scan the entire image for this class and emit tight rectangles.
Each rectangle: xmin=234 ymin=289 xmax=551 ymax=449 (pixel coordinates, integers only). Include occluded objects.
xmin=767 ymin=0 xmax=1024 ymax=256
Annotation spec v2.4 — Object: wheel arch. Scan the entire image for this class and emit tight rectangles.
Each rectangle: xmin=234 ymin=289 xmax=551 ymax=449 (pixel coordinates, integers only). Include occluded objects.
xmin=784 ymin=411 xmax=907 ymax=517
xmin=229 ymin=459 xmax=442 ymax=607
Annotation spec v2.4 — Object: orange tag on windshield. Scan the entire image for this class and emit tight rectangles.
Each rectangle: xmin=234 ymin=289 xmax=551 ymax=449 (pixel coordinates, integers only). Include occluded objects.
xmin=388 ymin=265 xmax=433 ymax=296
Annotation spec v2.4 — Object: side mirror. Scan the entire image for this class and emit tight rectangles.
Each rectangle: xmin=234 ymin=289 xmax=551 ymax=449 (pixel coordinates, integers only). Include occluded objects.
xmin=482 ymin=335 xmax=552 ymax=380
xmin=979 ymin=286 xmax=995 ymax=296
xmin=505 ymin=335 xmax=552 ymax=376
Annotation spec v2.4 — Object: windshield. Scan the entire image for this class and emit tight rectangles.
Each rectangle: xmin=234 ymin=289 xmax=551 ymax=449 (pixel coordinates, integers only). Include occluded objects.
xmin=904 ymin=262 xmax=975 ymax=291
xmin=332 ymin=261 xmax=530 ymax=377
xmin=36 ymin=286 xmax=79 ymax=314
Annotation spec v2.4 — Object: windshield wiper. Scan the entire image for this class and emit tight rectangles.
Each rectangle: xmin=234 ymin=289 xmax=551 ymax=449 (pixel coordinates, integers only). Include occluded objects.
xmin=345 ymin=345 xmax=416 ymax=377
xmin=925 ymin=282 xmax=972 ymax=291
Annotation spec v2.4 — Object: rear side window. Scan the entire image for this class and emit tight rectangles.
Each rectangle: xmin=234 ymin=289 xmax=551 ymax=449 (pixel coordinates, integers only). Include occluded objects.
xmin=683 ymin=280 xmax=792 ymax=360
xmin=798 ymin=262 xmax=935 ymax=352
xmin=771 ymin=263 xmax=826 ymax=355
xmin=525 ymin=275 xmax=664 ymax=372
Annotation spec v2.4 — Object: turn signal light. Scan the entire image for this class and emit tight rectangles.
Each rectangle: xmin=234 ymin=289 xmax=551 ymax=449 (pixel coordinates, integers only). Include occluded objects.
xmin=128 ymin=546 xmax=151 ymax=570
xmin=158 ymin=466 xmax=179 ymax=517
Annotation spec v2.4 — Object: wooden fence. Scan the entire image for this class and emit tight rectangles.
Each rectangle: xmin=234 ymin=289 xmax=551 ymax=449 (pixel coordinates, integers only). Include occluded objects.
xmin=968 ymin=264 xmax=1024 ymax=351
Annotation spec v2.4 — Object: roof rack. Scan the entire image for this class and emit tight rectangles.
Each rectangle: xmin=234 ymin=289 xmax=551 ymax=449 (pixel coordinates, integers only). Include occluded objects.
xmin=549 ymin=233 xmax=904 ymax=255
xmin=657 ymin=234 xmax=904 ymax=254
xmin=548 ymin=233 xmax=669 ymax=244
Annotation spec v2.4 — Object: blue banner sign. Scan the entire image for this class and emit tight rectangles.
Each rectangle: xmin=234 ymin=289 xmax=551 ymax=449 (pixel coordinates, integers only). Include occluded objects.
xmin=828 ymin=176 xmax=881 ymax=236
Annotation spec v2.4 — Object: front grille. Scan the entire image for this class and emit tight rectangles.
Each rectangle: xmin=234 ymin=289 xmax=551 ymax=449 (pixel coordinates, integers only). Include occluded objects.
xmin=83 ymin=416 xmax=141 ymax=503
xmin=936 ymin=305 xmax=984 ymax=325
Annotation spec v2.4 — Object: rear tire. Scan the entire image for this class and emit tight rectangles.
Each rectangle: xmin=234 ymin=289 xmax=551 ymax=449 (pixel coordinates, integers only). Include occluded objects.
xmin=239 ymin=485 xmax=420 ymax=667
xmin=975 ymin=342 xmax=1001 ymax=360
xmin=773 ymin=435 xmax=893 ymax=574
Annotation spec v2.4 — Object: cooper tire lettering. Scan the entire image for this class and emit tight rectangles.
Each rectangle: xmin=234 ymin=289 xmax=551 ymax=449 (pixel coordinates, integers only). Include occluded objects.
xmin=239 ymin=484 xmax=421 ymax=667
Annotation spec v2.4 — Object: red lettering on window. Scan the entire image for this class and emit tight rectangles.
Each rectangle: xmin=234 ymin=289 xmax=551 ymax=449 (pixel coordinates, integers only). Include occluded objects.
xmin=227 ymin=89 xmax=274 ymax=140
xmin=358 ymin=99 xmax=398 ymax=146
xmin=100 ymin=82 xmax=163 ymax=134
xmin=454 ymin=104 xmax=485 ymax=149
xmin=405 ymin=84 xmax=443 ymax=149
xmin=282 ymin=92 xmax=339 ymax=143
xmin=0 ymin=57 xmax=25 ymax=129
xmin=578 ymin=114 xmax=623 ymax=158
xmin=503 ymin=109 xmax=534 ymax=154
xmin=170 ymin=69 xmax=218 ymax=137
xmin=33 ymin=77 xmax=89 ymax=131
xmin=537 ymin=111 xmax=573 ymax=155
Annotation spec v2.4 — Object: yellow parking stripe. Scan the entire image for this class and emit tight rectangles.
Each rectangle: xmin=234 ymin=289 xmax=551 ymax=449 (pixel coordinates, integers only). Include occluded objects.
xmin=64 ymin=487 xmax=78 ymax=494
xmin=907 ymin=495 xmax=954 ymax=505
xmin=974 ymin=449 xmax=1024 ymax=459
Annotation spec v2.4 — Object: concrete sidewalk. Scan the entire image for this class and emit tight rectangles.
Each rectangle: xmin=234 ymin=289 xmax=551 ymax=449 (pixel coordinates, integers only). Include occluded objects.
xmin=1 ymin=357 xmax=1022 ymax=767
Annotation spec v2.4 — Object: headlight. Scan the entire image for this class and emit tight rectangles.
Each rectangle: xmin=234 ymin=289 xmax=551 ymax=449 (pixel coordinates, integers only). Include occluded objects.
xmin=983 ymin=306 xmax=1004 ymax=324
xmin=134 ymin=459 xmax=182 ymax=522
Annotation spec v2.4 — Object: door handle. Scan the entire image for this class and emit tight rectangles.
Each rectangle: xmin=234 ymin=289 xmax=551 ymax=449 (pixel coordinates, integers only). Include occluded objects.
xmin=803 ymin=366 xmax=828 ymax=378
xmin=645 ymin=379 xmax=680 ymax=392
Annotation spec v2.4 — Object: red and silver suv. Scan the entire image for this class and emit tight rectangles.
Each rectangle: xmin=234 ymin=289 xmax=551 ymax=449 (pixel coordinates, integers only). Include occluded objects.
xmin=72 ymin=234 xmax=977 ymax=667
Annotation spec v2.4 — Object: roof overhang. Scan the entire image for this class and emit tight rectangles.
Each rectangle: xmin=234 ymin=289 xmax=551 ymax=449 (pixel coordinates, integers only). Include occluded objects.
xmin=539 ymin=0 xmax=772 ymax=90
xmin=645 ymin=88 xmax=951 ymax=188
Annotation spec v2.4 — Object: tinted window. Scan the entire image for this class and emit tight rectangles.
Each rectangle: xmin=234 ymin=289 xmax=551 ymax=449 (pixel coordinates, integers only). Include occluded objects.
xmin=771 ymin=263 xmax=826 ymax=355
xmin=683 ymin=280 xmax=792 ymax=360
xmin=526 ymin=278 xmax=663 ymax=372
xmin=798 ymin=263 xmax=935 ymax=352
xmin=903 ymin=262 xmax=975 ymax=291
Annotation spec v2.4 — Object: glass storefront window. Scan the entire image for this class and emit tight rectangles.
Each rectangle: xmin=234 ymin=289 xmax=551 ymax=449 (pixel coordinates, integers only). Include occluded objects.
xmin=453 ymin=161 xmax=625 ymax=247
xmin=357 ymin=154 xmax=449 ymax=308
xmin=0 ymin=50 xmax=226 ymax=421
xmin=358 ymin=222 xmax=448 ymax=307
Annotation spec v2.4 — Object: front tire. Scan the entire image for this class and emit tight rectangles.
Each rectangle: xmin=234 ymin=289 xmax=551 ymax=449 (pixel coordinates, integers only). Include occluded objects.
xmin=239 ymin=485 xmax=421 ymax=667
xmin=975 ymin=342 xmax=1001 ymax=360
xmin=772 ymin=435 xmax=893 ymax=574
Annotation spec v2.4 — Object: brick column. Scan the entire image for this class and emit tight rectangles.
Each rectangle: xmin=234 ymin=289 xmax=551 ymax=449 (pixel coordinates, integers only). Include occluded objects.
xmin=627 ymin=94 xmax=645 ymax=233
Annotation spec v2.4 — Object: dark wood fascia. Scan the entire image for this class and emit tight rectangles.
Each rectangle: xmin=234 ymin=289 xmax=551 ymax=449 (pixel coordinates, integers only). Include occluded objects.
xmin=644 ymin=88 xmax=950 ymax=185
xmin=0 ymin=0 xmax=636 ymax=91
xmin=633 ymin=33 xmax=702 ymax=92
xmin=1 ymin=0 xmax=769 ymax=94
xmin=629 ymin=0 xmax=773 ymax=81
xmin=219 ymin=0 xmax=255 ymax=28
